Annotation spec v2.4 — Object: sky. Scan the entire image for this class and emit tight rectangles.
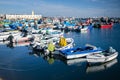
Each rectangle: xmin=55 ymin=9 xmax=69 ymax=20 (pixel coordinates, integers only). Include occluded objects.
xmin=0 ymin=0 xmax=120 ymax=17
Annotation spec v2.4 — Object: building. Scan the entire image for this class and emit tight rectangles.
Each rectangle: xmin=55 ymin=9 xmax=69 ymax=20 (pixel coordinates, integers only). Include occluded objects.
xmin=6 ymin=11 xmax=42 ymax=19
xmin=0 ymin=14 xmax=6 ymax=19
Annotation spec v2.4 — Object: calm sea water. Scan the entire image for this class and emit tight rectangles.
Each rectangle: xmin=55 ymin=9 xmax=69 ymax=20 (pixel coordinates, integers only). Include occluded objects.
xmin=0 ymin=24 xmax=120 ymax=80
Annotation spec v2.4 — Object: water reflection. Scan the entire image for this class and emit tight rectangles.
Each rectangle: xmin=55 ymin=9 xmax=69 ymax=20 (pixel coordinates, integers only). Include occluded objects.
xmin=61 ymin=58 xmax=87 ymax=66
xmin=0 ymin=46 xmax=43 ymax=71
xmin=0 ymin=41 xmax=14 ymax=48
xmin=6 ymin=42 xmax=14 ymax=48
xmin=29 ymin=49 xmax=118 ymax=73
xmin=86 ymin=59 xmax=118 ymax=73
xmin=0 ymin=41 xmax=30 ymax=48
xmin=29 ymin=50 xmax=55 ymax=64
xmin=29 ymin=50 xmax=87 ymax=66
xmin=30 ymin=51 xmax=86 ymax=66
xmin=6 ymin=41 xmax=30 ymax=48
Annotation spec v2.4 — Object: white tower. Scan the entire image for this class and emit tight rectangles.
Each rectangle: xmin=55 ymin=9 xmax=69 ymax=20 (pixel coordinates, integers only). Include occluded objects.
xmin=32 ymin=10 xmax=34 ymax=15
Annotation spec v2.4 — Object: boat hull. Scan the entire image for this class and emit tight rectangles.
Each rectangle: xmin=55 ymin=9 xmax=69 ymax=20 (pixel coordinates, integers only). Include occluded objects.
xmin=61 ymin=51 xmax=102 ymax=59
xmin=101 ymin=23 xmax=113 ymax=28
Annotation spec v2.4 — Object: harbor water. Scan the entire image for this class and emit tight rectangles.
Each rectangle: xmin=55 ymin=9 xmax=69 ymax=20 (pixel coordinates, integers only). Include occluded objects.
xmin=0 ymin=24 xmax=120 ymax=80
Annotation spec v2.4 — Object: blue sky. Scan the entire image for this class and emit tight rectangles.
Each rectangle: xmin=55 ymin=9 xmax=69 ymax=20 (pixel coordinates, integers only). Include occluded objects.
xmin=0 ymin=0 xmax=120 ymax=17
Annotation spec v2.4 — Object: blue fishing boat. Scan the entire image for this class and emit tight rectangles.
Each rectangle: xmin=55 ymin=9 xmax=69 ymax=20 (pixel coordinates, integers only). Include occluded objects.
xmin=59 ymin=44 xmax=102 ymax=59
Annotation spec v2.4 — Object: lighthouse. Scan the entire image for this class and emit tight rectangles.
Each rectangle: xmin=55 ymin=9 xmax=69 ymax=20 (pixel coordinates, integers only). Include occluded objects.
xmin=32 ymin=10 xmax=34 ymax=15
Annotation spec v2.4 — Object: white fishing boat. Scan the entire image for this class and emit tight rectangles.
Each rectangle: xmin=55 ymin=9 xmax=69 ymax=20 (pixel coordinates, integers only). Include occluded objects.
xmin=48 ymin=30 xmax=64 ymax=37
xmin=86 ymin=47 xmax=118 ymax=63
xmin=28 ymin=35 xmax=59 ymax=51
xmin=55 ymin=38 xmax=74 ymax=51
xmin=39 ymin=27 xmax=53 ymax=34
xmin=32 ymin=34 xmax=59 ymax=45
xmin=13 ymin=33 xmax=34 ymax=43
xmin=80 ymin=27 xmax=88 ymax=32
xmin=0 ymin=30 xmax=20 ymax=41
xmin=33 ymin=30 xmax=63 ymax=43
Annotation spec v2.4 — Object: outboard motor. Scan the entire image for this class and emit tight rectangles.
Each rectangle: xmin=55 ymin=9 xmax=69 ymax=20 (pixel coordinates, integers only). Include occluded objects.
xmin=7 ymin=33 xmax=14 ymax=43
xmin=109 ymin=47 xmax=116 ymax=53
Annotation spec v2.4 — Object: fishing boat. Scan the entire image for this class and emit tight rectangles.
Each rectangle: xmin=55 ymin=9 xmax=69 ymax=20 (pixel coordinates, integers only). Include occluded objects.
xmin=74 ymin=24 xmax=93 ymax=32
xmin=59 ymin=44 xmax=102 ymax=59
xmin=45 ymin=37 xmax=73 ymax=55
xmin=39 ymin=27 xmax=53 ymax=34
xmin=80 ymin=26 xmax=88 ymax=32
xmin=33 ymin=30 xmax=63 ymax=43
xmin=12 ymin=33 xmax=34 ymax=43
xmin=81 ymin=25 xmax=93 ymax=31
xmin=55 ymin=37 xmax=74 ymax=51
xmin=48 ymin=30 xmax=64 ymax=37
xmin=44 ymin=37 xmax=74 ymax=54
xmin=86 ymin=47 xmax=118 ymax=63
xmin=28 ymin=34 xmax=59 ymax=51
xmin=33 ymin=34 xmax=59 ymax=45
xmin=0 ymin=30 xmax=20 ymax=41
xmin=100 ymin=23 xmax=113 ymax=28
xmin=0 ymin=30 xmax=19 ymax=36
